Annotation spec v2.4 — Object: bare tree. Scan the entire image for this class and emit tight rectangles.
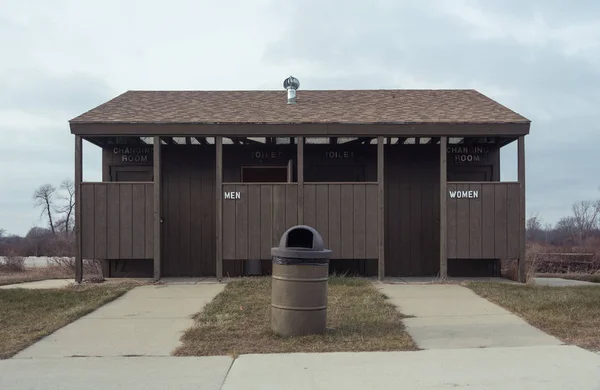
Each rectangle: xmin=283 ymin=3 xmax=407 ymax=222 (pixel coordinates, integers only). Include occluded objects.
xmin=555 ymin=216 xmax=577 ymax=244
xmin=543 ymin=223 xmax=552 ymax=243
xmin=526 ymin=214 xmax=542 ymax=241
xmin=55 ymin=179 xmax=75 ymax=236
xmin=25 ymin=227 xmax=52 ymax=256
xmin=572 ymin=200 xmax=600 ymax=244
xmin=33 ymin=184 xmax=57 ymax=235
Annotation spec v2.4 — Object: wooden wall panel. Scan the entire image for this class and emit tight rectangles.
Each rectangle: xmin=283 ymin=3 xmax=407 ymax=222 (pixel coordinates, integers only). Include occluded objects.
xmin=328 ymin=184 xmax=342 ymax=256
xmin=340 ymin=185 xmax=354 ymax=258
xmin=469 ymin=183 xmax=482 ymax=258
xmin=285 ymin=185 xmax=298 ymax=227
xmin=303 ymin=184 xmax=316 ymax=228
xmin=315 ymin=185 xmax=329 ymax=248
xmin=248 ymin=185 xmax=262 ymax=259
xmin=222 ymin=183 xmax=378 ymax=260
xmin=119 ymin=184 xmax=133 ymax=259
xmin=131 ymin=184 xmax=146 ymax=259
xmin=81 ymin=184 xmax=95 ymax=259
xmin=260 ymin=185 xmax=273 ymax=259
xmin=80 ymin=182 xmax=153 ymax=260
xmin=365 ymin=184 xmax=379 ymax=259
xmin=190 ymin=168 xmax=202 ymax=276
xmin=506 ymin=184 xmax=520 ymax=258
xmin=447 ymin=182 xmax=520 ymax=259
xmin=235 ymin=185 xmax=249 ymax=260
xmin=222 ymin=185 xmax=236 ymax=260
xmin=447 ymin=181 xmax=457 ymax=259
xmin=272 ymin=185 xmax=286 ymax=248
xmin=353 ymin=185 xmax=366 ymax=259
xmin=481 ymin=184 xmax=495 ymax=258
xmin=222 ymin=184 xmax=298 ymax=260
xmin=456 ymin=183 xmax=470 ymax=259
xmin=94 ymin=184 xmax=107 ymax=259
xmin=179 ymin=166 xmax=192 ymax=276
xmin=106 ymin=184 xmax=120 ymax=259
xmin=144 ymin=184 xmax=153 ymax=259
xmin=494 ymin=184 xmax=508 ymax=258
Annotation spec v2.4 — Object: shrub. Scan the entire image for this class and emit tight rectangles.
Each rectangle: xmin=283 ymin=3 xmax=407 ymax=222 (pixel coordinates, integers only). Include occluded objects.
xmin=1 ymin=251 xmax=26 ymax=272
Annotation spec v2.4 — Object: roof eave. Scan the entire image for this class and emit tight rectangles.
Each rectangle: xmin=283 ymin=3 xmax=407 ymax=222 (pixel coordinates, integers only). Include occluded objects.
xmin=70 ymin=121 xmax=530 ymax=137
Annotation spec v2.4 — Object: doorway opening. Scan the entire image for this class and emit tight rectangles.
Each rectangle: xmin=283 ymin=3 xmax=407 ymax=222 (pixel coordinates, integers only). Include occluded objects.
xmin=241 ymin=165 xmax=290 ymax=183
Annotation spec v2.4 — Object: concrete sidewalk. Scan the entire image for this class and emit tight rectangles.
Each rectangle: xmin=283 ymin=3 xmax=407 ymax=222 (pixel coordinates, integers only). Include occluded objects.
xmin=0 ymin=279 xmax=74 ymax=289
xmin=377 ymin=284 xmax=562 ymax=349
xmin=14 ymin=283 xmax=225 ymax=358
xmin=534 ymin=277 xmax=598 ymax=286
xmin=222 ymin=346 xmax=600 ymax=390
xmin=2 ymin=346 xmax=599 ymax=389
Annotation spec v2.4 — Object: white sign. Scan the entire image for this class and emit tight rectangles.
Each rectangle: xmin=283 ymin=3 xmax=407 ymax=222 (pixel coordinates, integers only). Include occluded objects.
xmin=325 ymin=151 xmax=355 ymax=159
xmin=224 ymin=191 xmax=241 ymax=200
xmin=449 ymin=190 xmax=479 ymax=199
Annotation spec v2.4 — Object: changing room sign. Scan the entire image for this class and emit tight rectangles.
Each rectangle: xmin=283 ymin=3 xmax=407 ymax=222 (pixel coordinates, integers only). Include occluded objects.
xmin=113 ymin=146 xmax=152 ymax=163
xmin=447 ymin=145 xmax=489 ymax=163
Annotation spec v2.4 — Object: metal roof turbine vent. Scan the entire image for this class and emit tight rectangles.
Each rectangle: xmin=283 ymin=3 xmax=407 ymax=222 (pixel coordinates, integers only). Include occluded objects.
xmin=283 ymin=76 xmax=300 ymax=104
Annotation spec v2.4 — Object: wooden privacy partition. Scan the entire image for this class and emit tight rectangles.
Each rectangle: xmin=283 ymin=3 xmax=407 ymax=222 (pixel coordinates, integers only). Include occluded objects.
xmin=222 ymin=183 xmax=298 ymax=260
xmin=80 ymin=182 xmax=154 ymax=260
xmin=221 ymin=183 xmax=379 ymax=260
xmin=303 ymin=183 xmax=379 ymax=259
xmin=447 ymin=182 xmax=520 ymax=259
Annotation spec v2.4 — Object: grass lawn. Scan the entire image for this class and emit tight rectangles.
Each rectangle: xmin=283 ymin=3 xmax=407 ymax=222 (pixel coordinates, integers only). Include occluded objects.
xmin=468 ymin=282 xmax=600 ymax=351
xmin=0 ymin=283 xmax=134 ymax=359
xmin=175 ymin=277 xmax=416 ymax=356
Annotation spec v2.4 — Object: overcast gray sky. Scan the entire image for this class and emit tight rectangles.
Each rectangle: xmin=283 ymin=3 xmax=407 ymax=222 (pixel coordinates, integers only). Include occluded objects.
xmin=1 ymin=0 xmax=599 ymax=235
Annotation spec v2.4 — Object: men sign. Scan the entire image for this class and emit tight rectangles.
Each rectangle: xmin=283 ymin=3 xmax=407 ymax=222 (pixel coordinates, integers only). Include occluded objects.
xmin=224 ymin=191 xmax=241 ymax=200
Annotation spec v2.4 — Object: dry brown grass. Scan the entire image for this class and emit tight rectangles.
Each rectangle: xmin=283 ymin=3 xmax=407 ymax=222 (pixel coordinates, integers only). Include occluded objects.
xmin=468 ymin=282 xmax=600 ymax=351
xmin=0 ymin=258 xmax=104 ymax=287
xmin=174 ymin=277 xmax=417 ymax=356
xmin=0 ymin=282 xmax=136 ymax=359
xmin=0 ymin=266 xmax=72 ymax=286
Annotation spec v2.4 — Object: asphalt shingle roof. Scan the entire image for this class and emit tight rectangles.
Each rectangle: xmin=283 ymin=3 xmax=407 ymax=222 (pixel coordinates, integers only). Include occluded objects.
xmin=70 ymin=90 xmax=529 ymax=124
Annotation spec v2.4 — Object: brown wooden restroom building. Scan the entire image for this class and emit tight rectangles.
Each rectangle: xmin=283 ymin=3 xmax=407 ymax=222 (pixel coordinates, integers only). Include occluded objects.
xmin=69 ymin=82 xmax=530 ymax=282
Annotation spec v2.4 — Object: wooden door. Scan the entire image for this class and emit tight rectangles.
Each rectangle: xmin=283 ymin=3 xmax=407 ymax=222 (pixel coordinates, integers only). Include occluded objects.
xmin=161 ymin=147 xmax=216 ymax=276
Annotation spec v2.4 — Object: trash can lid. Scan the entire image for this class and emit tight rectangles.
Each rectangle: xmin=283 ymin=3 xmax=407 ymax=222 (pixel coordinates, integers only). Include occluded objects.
xmin=271 ymin=225 xmax=333 ymax=259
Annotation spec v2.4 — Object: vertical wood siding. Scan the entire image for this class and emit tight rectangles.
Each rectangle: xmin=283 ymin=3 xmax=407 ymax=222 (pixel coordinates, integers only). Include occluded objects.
xmin=447 ymin=182 xmax=520 ymax=259
xmin=81 ymin=182 xmax=153 ymax=260
xmin=304 ymin=183 xmax=378 ymax=259
xmin=222 ymin=184 xmax=298 ymax=260
xmin=222 ymin=183 xmax=379 ymax=260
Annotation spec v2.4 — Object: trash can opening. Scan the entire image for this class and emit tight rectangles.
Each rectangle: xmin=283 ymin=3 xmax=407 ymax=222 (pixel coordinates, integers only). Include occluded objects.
xmin=286 ymin=228 xmax=314 ymax=248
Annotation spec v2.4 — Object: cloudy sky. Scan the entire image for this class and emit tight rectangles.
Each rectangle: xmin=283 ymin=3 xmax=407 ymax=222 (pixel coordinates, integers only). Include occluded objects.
xmin=1 ymin=0 xmax=599 ymax=235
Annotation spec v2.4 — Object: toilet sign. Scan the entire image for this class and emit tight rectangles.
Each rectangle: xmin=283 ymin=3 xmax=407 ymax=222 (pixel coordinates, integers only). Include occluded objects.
xmin=224 ymin=191 xmax=241 ymax=200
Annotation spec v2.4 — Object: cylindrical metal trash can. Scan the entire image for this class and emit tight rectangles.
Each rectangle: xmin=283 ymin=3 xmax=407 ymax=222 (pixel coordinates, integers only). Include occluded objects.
xmin=271 ymin=225 xmax=332 ymax=337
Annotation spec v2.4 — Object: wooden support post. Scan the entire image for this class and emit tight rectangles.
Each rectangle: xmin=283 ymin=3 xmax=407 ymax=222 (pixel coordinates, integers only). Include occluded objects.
xmin=377 ymin=136 xmax=385 ymax=281
xmin=216 ymin=136 xmax=223 ymax=281
xmin=518 ymin=136 xmax=526 ymax=283
xmin=440 ymin=136 xmax=448 ymax=279
xmin=153 ymin=136 xmax=161 ymax=281
xmin=297 ymin=136 xmax=304 ymax=224
xmin=74 ymin=135 xmax=83 ymax=283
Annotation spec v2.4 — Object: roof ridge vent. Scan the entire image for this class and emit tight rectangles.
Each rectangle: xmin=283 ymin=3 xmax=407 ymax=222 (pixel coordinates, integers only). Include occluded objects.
xmin=283 ymin=76 xmax=300 ymax=104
